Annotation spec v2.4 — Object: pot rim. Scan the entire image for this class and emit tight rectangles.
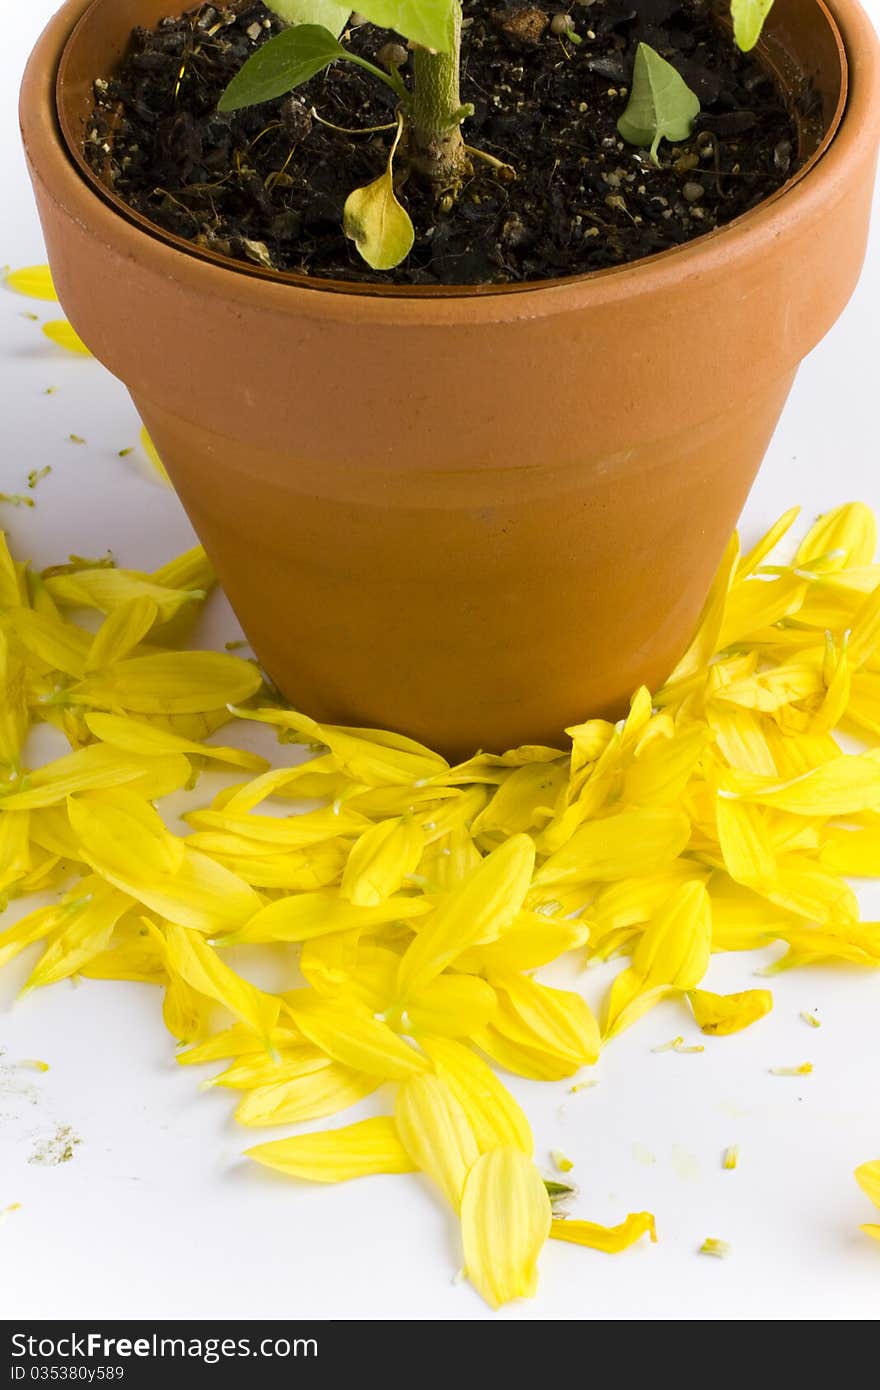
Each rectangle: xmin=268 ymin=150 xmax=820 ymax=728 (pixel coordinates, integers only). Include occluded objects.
xmin=20 ymin=0 xmax=880 ymax=325
xmin=54 ymin=0 xmax=846 ymax=301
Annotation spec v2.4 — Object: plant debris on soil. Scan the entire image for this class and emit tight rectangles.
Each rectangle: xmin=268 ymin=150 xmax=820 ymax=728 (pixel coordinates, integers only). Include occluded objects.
xmin=85 ymin=0 xmax=808 ymax=285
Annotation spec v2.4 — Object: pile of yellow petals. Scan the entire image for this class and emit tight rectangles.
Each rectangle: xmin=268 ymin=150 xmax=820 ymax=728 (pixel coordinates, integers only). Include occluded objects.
xmin=3 ymin=494 xmax=880 ymax=1307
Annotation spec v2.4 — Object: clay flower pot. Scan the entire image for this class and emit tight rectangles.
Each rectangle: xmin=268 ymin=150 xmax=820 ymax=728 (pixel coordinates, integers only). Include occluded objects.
xmin=19 ymin=0 xmax=880 ymax=756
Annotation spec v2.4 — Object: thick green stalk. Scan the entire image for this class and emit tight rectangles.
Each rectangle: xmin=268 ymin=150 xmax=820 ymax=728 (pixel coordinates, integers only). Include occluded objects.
xmin=410 ymin=3 xmax=468 ymax=187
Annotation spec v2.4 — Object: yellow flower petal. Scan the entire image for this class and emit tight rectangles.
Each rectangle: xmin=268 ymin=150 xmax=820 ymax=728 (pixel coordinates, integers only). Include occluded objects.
xmin=721 ymin=757 xmax=880 ymax=816
xmin=623 ymin=726 xmax=712 ymax=807
xmin=715 ymin=795 xmax=776 ymax=886
xmin=235 ymin=1064 xmax=379 ymax=1127
xmin=719 ymin=572 xmax=808 ymax=649
xmin=140 ymin=426 xmax=171 ymax=485
xmin=688 ymin=987 xmax=773 ymax=1036
xmin=420 ymin=1037 xmax=533 ymax=1154
xmin=395 ymin=1073 xmax=480 ymax=1207
xmin=855 ymin=1160 xmax=880 ymax=1210
xmin=184 ymin=805 xmax=370 ymax=850
xmin=820 ymin=826 xmax=880 ymax=877
xmin=209 ymin=1048 xmax=331 ymax=1089
xmin=287 ymin=991 xmax=428 ymax=1079
xmin=461 ymin=1148 xmax=551 ymax=1309
xmin=796 ymin=502 xmax=877 ymax=572
xmin=341 ymin=816 xmax=425 ymax=906
xmin=0 ymin=745 xmax=191 ymax=812
xmin=79 ymin=936 xmax=166 ymax=983
xmin=177 ymin=1023 xmax=302 ymax=1067
xmin=471 ymin=1021 xmax=582 ymax=1081
xmin=69 ymin=792 xmax=262 ymax=933
xmin=42 ymin=320 xmax=91 ymax=355
xmin=162 ymin=968 xmax=213 ymax=1045
xmin=470 ymin=760 xmax=568 ymax=837
xmin=5 ymin=264 xmax=58 ymax=300
xmin=44 ymin=567 xmax=205 ymax=622
xmin=69 ymin=651 xmax=262 ymax=715
xmin=396 ymin=834 xmax=535 ymax=998
xmin=247 ymin=1117 xmax=415 ymax=1183
xmin=403 ymin=974 xmax=497 ymax=1038
xmin=161 ymin=923 xmax=279 ymax=1042
xmin=666 ymin=533 xmax=740 ymax=684
xmin=466 ymin=914 xmax=588 ymax=973
xmin=492 ymin=974 xmax=600 ymax=1068
xmin=533 ymin=808 xmax=691 ymax=889
xmin=86 ymin=598 xmax=159 ymax=671
xmin=605 ymin=881 xmax=712 ymax=1039
xmin=228 ymin=890 xmax=431 ymax=945
xmin=233 ymin=705 xmax=448 ymax=785
xmin=736 ymin=506 xmax=801 ymax=579
xmin=550 ymin=1211 xmax=656 ymax=1253
xmin=9 ymin=606 xmax=91 ymax=678
xmin=84 ymin=711 xmax=269 ymax=772
xmin=23 ymin=883 xmax=132 ymax=992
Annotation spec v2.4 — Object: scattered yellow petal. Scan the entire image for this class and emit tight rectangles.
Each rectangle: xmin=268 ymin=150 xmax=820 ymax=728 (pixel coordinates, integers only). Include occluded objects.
xmin=550 ymin=1211 xmax=656 ymax=1253
xmin=42 ymin=320 xmax=91 ymax=355
xmin=395 ymin=1073 xmax=479 ymax=1208
xmin=689 ymin=987 xmax=773 ymax=1036
xmin=286 ymin=992 xmax=428 ymax=1081
xmin=247 ymin=1117 xmax=415 ymax=1183
xmin=5 ymin=265 xmax=57 ymax=300
xmin=722 ymin=1145 xmax=739 ymax=1171
xmin=855 ymin=1160 xmax=880 ymax=1210
xmin=140 ymin=426 xmax=171 ymax=485
xmin=769 ymin=1063 xmax=813 ymax=1077
xmin=800 ymin=1010 xmax=821 ymax=1029
xmin=461 ymin=1148 xmax=551 ymax=1309
xmin=605 ymin=881 xmax=712 ymax=1039
xmin=0 ymin=500 xmax=879 ymax=1305
xmin=551 ymin=1150 xmax=574 ymax=1173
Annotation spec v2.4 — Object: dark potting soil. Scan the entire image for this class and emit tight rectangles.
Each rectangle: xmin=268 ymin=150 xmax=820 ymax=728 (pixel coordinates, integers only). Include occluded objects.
xmin=85 ymin=0 xmax=809 ymax=286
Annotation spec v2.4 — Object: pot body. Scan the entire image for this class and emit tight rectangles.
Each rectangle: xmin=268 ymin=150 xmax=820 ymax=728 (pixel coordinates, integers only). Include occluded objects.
xmin=19 ymin=0 xmax=880 ymax=755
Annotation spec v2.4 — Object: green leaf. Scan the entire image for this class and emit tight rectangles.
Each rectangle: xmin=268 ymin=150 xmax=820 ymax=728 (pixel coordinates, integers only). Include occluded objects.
xmin=348 ymin=0 xmax=455 ymax=54
xmin=343 ymin=116 xmax=414 ymax=270
xmin=264 ymin=0 xmax=352 ymax=40
xmin=617 ymin=42 xmax=701 ymax=166
xmin=218 ymin=25 xmax=346 ymax=112
xmin=730 ymin=0 xmax=775 ymax=53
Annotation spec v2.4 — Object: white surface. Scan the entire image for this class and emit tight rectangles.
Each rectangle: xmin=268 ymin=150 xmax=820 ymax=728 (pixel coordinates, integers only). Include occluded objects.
xmin=2 ymin=0 xmax=880 ymax=1323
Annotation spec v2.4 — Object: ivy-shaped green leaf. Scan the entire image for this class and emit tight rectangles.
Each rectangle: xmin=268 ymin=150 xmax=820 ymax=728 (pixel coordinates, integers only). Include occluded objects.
xmin=218 ymin=25 xmax=346 ymax=112
xmin=344 ymin=0 xmax=455 ymax=54
xmin=343 ymin=114 xmax=415 ymax=270
xmin=617 ymin=42 xmax=701 ymax=166
xmin=264 ymin=0 xmax=353 ymax=39
xmin=730 ymin=0 xmax=775 ymax=53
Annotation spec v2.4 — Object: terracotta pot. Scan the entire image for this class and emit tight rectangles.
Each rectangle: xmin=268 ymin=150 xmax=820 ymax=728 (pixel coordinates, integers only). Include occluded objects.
xmin=19 ymin=0 xmax=880 ymax=757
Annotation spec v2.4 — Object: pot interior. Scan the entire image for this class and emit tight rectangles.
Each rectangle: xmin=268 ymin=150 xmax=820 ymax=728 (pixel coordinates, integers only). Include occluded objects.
xmin=55 ymin=0 xmax=848 ymax=298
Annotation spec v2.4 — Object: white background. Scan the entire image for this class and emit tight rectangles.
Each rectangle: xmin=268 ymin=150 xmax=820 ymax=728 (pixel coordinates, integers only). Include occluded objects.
xmin=1 ymin=0 xmax=880 ymax=1322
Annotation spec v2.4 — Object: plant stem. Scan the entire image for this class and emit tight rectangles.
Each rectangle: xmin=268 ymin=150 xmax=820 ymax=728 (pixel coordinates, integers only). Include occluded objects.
xmin=410 ymin=2 xmax=468 ymax=188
